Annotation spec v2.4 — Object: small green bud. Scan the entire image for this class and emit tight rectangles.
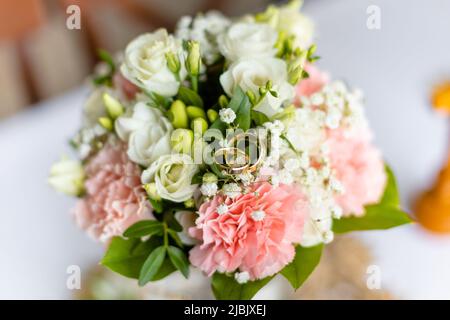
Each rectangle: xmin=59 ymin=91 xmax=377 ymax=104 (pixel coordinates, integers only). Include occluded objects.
xmin=207 ymin=109 xmax=218 ymax=123
xmin=186 ymin=40 xmax=201 ymax=76
xmin=170 ymin=128 xmax=194 ymax=154
xmin=103 ymin=93 xmax=124 ymax=119
xmin=98 ymin=117 xmax=113 ymax=131
xmin=218 ymin=95 xmax=229 ymax=108
xmin=165 ymin=51 xmax=181 ymax=75
xmin=247 ymin=90 xmax=257 ymax=105
xmin=186 ymin=106 xmax=207 ymax=120
xmin=169 ymin=100 xmax=189 ymax=129
xmin=202 ymin=172 xmax=218 ymax=184
xmin=191 ymin=117 xmax=208 ymax=134
xmin=143 ymin=183 xmax=161 ymax=201
xmin=184 ymin=198 xmax=195 ymax=208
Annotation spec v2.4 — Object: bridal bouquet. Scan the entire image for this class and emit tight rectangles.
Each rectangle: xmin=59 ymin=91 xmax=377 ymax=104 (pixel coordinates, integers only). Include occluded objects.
xmin=49 ymin=1 xmax=411 ymax=299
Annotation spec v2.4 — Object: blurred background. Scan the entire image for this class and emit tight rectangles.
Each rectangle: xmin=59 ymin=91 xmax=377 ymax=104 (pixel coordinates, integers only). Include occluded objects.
xmin=0 ymin=0 xmax=269 ymax=118
xmin=0 ymin=0 xmax=449 ymax=299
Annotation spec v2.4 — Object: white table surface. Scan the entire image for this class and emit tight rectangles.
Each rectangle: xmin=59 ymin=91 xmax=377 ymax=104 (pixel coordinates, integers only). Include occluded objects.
xmin=1 ymin=0 xmax=450 ymax=299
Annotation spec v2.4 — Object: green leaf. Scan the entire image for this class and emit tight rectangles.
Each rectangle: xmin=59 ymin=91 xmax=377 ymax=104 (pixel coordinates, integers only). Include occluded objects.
xmin=167 ymin=229 xmax=184 ymax=247
xmin=191 ymin=171 xmax=204 ymax=184
xmin=251 ymin=110 xmax=270 ymax=126
xmin=280 ymin=244 xmax=323 ymax=289
xmin=101 ymin=237 xmax=155 ymax=279
xmin=228 ymin=87 xmax=251 ymax=131
xmin=333 ymin=205 xmax=412 ymax=233
xmin=178 ymin=86 xmax=204 ymax=108
xmin=332 ymin=164 xmax=412 ymax=233
xmin=123 ymin=220 xmax=164 ymax=238
xmin=149 ymin=198 xmax=164 ymax=214
xmin=138 ymin=246 xmax=166 ymax=286
xmin=211 ymin=273 xmax=273 ymax=300
xmin=167 ymin=246 xmax=190 ymax=278
xmin=380 ymin=165 xmax=400 ymax=207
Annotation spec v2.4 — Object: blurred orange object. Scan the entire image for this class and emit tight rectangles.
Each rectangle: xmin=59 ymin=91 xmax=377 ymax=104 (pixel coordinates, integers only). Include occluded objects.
xmin=431 ymin=81 xmax=450 ymax=114
xmin=415 ymin=155 xmax=450 ymax=233
xmin=0 ymin=0 xmax=45 ymax=40
xmin=415 ymin=81 xmax=450 ymax=233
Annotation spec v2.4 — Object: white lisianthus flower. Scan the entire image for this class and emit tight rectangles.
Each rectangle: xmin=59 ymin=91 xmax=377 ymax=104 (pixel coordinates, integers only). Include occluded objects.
xmin=48 ymin=157 xmax=85 ymax=196
xmin=220 ymin=58 xmax=294 ymax=117
xmin=174 ymin=211 xmax=199 ymax=245
xmin=176 ymin=11 xmax=231 ymax=65
xmin=121 ymin=29 xmax=186 ymax=97
xmin=115 ymin=102 xmax=172 ymax=167
xmin=218 ymin=22 xmax=278 ymax=62
xmin=141 ymin=154 xmax=199 ymax=202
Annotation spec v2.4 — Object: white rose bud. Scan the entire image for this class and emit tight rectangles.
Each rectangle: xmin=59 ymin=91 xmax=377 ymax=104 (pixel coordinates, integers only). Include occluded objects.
xmin=48 ymin=157 xmax=85 ymax=196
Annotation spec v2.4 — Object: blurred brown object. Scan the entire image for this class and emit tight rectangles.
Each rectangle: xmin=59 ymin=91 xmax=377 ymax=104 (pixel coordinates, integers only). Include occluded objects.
xmin=0 ymin=0 xmax=45 ymax=40
xmin=294 ymin=236 xmax=392 ymax=300
xmin=414 ymin=82 xmax=450 ymax=233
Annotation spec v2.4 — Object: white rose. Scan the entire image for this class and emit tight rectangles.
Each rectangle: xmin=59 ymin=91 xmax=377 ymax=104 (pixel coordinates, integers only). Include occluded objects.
xmin=220 ymin=57 xmax=294 ymax=117
xmin=176 ymin=11 xmax=231 ymax=65
xmin=277 ymin=2 xmax=314 ymax=49
xmin=141 ymin=154 xmax=199 ymax=202
xmin=121 ymin=29 xmax=186 ymax=97
xmin=48 ymin=157 xmax=85 ymax=196
xmin=218 ymin=22 xmax=277 ymax=62
xmin=115 ymin=102 xmax=172 ymax=166
xmin=174 ymin=211 xmax=199 ymax=245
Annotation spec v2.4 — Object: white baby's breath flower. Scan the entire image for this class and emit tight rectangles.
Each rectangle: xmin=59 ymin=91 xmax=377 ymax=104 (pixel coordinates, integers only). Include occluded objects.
xmin=141 ymin=154 xmax=199 ymax=202
xmin=219 ymin=108 xmax=236 ymax=124
xmin=237 ymin=172 xmax=254 ymax=186
xmin=48 ymin=157 xmax=85 ymax=196
xmin=234 ymin=271 xmax=250 ymax=284
xmin=322 ymin=230 xmax=334 ymax=244
xmin=286 ymin=108 xmax=326 ymax=153
xmin=223 ymin=183 xmax=241 ymax=199
xmin=217 ymin=203 xmax=229 ymax=215
xmin=218 ymin=22 xmax=277 ymax=62
xmin=310 ymin=92 xmax=325 ymax=106
xmin=220 ymin=57 xmax=294 ymax=118
xmin=121 ymin=29 xmax=186 ymax=97
xmin=115 ymin=102 xmax=172 ymax=167
xmin=175 ymin=11 xmax=231 ymax=65
xmin=278 ymin=169 xmax=294 ymax=185
xmin=331 ymin=205 xmax=343 ymax=219
xmin=200 ymin=182 xmax=218 ymax=197
xmin=284 ymin=158 xmax=300 ymax=172
xmin=251 ymin=210 xmax=266 ymax=221
xmin=328 ymin=176 xmax=345 ymax=194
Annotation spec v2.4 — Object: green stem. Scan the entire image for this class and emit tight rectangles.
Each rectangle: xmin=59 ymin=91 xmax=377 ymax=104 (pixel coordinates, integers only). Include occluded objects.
xmin=163 ymin=222 xmax=169 ymax=248
xmin=191 ymin=75 xmax=199 ymax=93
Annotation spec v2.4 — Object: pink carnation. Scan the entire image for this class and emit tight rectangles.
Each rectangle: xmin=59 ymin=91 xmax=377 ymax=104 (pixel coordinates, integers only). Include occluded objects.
xmin=295 ymin=63 xmax=329 ymax=100
xmin=73 ymin=143 xmax=153 ymax=243
xmin=189 ymin=182 xmax=308 ymax=280
xmin=327 ymin=127 xmax=386 ymax=216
